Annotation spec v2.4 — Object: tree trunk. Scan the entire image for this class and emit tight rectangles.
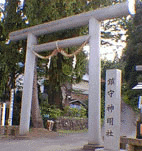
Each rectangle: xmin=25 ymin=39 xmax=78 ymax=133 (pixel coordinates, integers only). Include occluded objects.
xmin=48 ymin=86 xmax=63 ymax=109
xmin=48 ymin=53 xmax=63 ymax=109
xmin=31 ymin=64 xmax=43 ymax=128
xmin=54 ymin=89 xmax=63 ymax=109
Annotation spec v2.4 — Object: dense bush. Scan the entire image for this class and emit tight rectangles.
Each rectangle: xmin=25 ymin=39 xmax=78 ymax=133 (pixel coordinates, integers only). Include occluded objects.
xmin=40 ymin=101 xmax=63 ymax=120
xmin=40 ymin=101 xmax=87 ymax=120
xmin=63 ymin=106 xmax=87 ymax=118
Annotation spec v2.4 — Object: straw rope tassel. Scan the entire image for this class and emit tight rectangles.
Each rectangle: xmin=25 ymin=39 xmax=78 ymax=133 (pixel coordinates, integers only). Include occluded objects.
xmin=47 ymin=56 xmax=51 ymax=69
xmin=72 ymin=55 xmax=77 ymax=69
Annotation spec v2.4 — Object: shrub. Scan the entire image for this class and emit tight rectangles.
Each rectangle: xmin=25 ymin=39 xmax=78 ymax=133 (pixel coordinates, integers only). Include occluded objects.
xmin=63 ymin=105 xmax=87 ymax=118
xmin=40 ymin=101 xmax=63 ymax=120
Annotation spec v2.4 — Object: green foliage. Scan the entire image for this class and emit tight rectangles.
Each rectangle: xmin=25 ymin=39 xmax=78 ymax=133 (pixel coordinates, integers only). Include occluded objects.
xmin=24 ymin=0 xmax=97 ymax=108
xmin=137 ymin=75 xmax=142 ymax=82
xmin=4 ymin=0 xmax=23 ymax=33
xmin=69 ymin=107 xmax=80 ymax=117
xmin=63 ymin=105 xmax=87 ymax=118
xmin=0 ymin=0 xmax=25 ymax=101
xmin=123 ymin=88 xmax=141 ymax=110
xmin=124 ymin=3 xmax=142 ymax=87
xmin=122 ymin=2 xmax=142 ymax=109
xmin=48 ymin=108 xmax=63 ymax=119
xmin=12 ymin=91 xmax=22 ymax=125
xmin=80 ymin=106 xmax=87 ymax=118
xmin=40 ymin=101 xmax=63 ymax=119
xmin=40 ymin=100 xmax=87 ymax=119
xmin=101 ymin=59 xmax=124 ymax=80
xmin=23 ymin=0 xmax=127 ymax=109
xmin=1 ymin=0 xmax=130 ymax=117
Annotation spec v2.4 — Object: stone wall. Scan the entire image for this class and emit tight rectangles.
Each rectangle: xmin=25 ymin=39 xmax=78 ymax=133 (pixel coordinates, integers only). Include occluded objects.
xmin=121 ymin=137 xmax=142 ymax=151
xmin=0 ymin=126 xmax=19 ymax=136
xmin=55 ymin=117 xmax=88 ymax=130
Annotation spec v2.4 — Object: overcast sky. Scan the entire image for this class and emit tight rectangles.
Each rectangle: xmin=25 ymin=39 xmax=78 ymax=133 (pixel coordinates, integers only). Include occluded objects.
xmin=1 ymin=0 xmax=5 ymax=4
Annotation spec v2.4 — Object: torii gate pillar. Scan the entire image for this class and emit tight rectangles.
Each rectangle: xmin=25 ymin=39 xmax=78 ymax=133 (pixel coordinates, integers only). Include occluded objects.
xmin=88 ymin=18 xmax=102 ymax=145
xmin=19 ymin=33 xmax=37 ymax=135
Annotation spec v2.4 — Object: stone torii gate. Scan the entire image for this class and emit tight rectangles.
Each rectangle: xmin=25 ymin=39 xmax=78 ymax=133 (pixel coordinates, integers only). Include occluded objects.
xmin=9 ymin=0 xmax=135 ymax=149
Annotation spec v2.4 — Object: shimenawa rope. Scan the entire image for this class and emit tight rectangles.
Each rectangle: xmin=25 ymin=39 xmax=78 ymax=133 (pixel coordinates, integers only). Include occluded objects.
xmin=32 ymin=36 xmax=90 ymax=59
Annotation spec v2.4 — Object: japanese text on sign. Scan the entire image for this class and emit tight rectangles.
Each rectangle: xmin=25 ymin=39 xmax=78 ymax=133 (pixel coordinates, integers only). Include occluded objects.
xmin=108 ymin=78 xmax=115 ymax=85
xmin=106 ymin=129 xmax=114 ymax=136
xmin=107 ymin=104 xmax=114 ymax=112
xmin=107 ymin=90 xmax=114 ymax=97
xmin=107 ymin=117 xmax=113 ymax=125
xmin=106 ymin=77 xmax=115 ymax=137
xmin=104 ymin=70 xmax=121 ymax=150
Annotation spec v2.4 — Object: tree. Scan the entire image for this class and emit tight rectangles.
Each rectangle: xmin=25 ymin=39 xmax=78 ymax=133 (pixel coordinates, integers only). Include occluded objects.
xmin=123 ymin=1 xmax=142 ymax=109
xmin=124 ymin=1 xmax=142 ymax=87
xmin=0 ymin=0 xmax=26 ymax=125
xmin=24 ymin=0 xmax=124 ymax=109
xmin=23 ymin=0 xmax=88 ymax=109
xmin=31 ymin=60 xmax=44 ymax=128
xmin=0 ymin=0 xmax=129 ymax=126
xmin=0 ymin=0 xmax=24 ymax=97
xmin=1 ymin=0 xmax=44 ymax=127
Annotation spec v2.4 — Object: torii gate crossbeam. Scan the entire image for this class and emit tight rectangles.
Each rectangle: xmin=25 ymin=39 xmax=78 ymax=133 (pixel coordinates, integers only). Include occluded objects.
xmin=10 ymin=1 xmax=132 ymax=41
xmin=9 ymin=0 xmax=135 ymax=149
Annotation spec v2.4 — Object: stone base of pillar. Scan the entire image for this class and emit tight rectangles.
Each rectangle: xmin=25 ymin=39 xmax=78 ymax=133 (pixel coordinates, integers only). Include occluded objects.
xmin=83 ymin=144 xmax=104 ymax=151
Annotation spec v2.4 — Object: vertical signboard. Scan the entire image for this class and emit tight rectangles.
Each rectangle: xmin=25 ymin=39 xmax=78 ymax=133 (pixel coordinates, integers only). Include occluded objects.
xmin=8 ymin=89 xmax=14 ymax=126
xmin=138 ymin=96 xmax=142 ymax=109
xmin=104 ymin=69 xmax=121 ymax=151
xmin=2 ymin=103 xmax=6 ymax=126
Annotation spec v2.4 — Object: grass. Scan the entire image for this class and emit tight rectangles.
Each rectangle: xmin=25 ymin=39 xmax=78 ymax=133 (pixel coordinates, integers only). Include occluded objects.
xmin=57 ymin=128 xmax=88 ymax=134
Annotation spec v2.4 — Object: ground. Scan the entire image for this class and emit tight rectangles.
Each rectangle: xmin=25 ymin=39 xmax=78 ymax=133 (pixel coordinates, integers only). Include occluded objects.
xmin=27 ymin=128 xmax=59 ymax=138
xmin=0 ymin=128 xmax=88 ymax=151
xmin=0 ymin=128 xmax=61 ymax=140
xmin=0 ymin=129 xmax=126 ymax=151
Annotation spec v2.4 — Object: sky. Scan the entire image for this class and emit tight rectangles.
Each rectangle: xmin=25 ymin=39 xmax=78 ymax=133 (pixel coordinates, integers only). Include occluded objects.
xmin=1 ymin=0 xmax=23 ymax=4
xmin=1 ymin=0 xmax=5 ymax=4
